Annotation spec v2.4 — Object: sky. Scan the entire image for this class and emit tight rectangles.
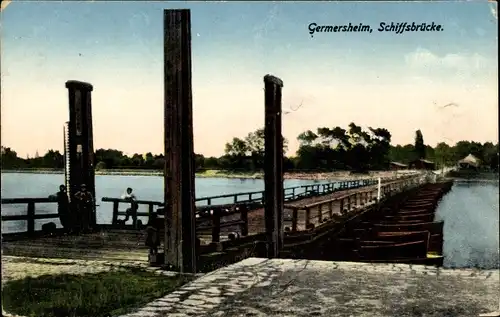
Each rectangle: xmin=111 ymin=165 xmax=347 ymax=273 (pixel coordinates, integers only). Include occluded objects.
xmin=1 ymin=1 xmax=498 ymax=158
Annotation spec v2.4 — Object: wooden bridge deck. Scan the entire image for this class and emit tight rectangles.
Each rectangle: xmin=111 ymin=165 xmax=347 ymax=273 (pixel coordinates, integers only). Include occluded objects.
xmin=221 ymin=177 xmax=398 ymax=234
xmin=1 ymin=230 xmax=149 ymax=262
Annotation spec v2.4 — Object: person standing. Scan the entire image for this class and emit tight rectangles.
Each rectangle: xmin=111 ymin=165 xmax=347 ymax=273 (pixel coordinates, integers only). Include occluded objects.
xmin=74 ymin=184 xmax=94 ymax=233
xmin=121 ymin=187 xmax=139 ymax=228
xmin=49 ymin=185 xmax=71 ymax=232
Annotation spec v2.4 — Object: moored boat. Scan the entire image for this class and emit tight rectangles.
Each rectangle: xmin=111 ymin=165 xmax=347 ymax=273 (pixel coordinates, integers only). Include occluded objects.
xmin=359 ymin=254 xmax=444 ymax=266
xmin=383 ymin=213 xmax=435 ymax=223
xmin=357 ymin=240 xmax=428 ymax=260
xmin=372 ymin=221 xmax=444 ymax=235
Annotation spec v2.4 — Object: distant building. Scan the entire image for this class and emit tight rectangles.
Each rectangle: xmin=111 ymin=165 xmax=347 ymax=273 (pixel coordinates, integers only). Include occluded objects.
xmin=409 ymin=159 xmax=436 ymax=170
xmin=390 ymin=161 xmax=408 ymax=170
xmin=457 ymin=154 xmax=481 ymax=170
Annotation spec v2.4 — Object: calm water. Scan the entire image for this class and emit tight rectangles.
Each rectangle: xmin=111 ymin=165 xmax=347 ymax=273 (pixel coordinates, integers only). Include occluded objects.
xmin=1 ymin=172 xmax=332 ymax=233
xmin=436 ymin=181 xmax=499 ymax=269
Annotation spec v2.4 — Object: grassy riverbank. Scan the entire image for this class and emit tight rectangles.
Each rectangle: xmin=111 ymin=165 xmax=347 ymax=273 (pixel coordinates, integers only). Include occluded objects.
xmin=2 ymin=257 xmax=192 ymax=317
xmin=1 ymin=168 xmax=414 ymax=180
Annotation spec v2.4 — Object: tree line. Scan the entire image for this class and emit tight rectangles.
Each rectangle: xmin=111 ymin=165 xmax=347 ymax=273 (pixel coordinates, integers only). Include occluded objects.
xmin=1 ymin=124 xmax=498 ymax=172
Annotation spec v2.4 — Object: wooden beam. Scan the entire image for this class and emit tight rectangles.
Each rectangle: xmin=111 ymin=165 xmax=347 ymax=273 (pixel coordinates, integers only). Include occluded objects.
xmin=263 ymin=74 xmax=284 ymax=258
xmin=163 ymin=9 xmax=197 ymax=273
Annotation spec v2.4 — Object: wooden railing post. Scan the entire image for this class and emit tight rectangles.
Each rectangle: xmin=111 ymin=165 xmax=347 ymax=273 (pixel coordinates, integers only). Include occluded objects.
xmin=212 ymin=208 xmax=221 ymax=243
xmin=148 ymin=203 xmax=154 ymax=225
xmin=305 ymin=208 xmax=311 ymax=228
xmin=317 ymin=204 xmax=322 ymax=222
xmin=240 ymin=206 xmax=248 ymax=237
xmin=112 ymin=201 xmax=119 ymax=225
xmin=347 ymin=195 xmax=351 ymax=210
xmin=292 ymin=208 xmax=298 ymax=232
xmin=27 ymin=202 xmax=35 ymax=235
xmin=328 ymin=201 xmax=333 ymax=218
xmin=132 ymin=205 xmax=138 ymax=229
xmin=340 ymin=198 xmax=344 ymax=213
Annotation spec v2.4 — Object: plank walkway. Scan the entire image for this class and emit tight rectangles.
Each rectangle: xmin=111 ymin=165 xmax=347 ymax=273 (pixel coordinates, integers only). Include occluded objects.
xmin=221 ymin=177 xmax=400 ymax=234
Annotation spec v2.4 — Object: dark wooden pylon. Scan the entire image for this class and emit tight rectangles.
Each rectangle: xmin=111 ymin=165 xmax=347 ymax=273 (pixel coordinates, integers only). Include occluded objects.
xmin=163 ymin=9 xmax=197 ymax=273
xmin=65 ymin=80 xmax=96 ymax=230
xmin=263 ymin=74 xmax=284 ymax=258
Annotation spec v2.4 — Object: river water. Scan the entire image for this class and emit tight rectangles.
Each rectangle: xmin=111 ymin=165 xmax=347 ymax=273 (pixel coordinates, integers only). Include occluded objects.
xmin=1 ymin=173 xmax=498 ymax=269
xmin=435 ymin=180 xmax=499 ymax=269
xmin=1 ymin=172 xmax=332 ymax=233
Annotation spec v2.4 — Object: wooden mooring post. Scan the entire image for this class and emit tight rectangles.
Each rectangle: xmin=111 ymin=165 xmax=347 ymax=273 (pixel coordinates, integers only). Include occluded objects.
xmin=264 ymin=74 xmax=284 ymax=258
xmin=65 ymin=80 xmax=96 ymax=230
xmin=163 ymin=9 xmax=197 ymax=273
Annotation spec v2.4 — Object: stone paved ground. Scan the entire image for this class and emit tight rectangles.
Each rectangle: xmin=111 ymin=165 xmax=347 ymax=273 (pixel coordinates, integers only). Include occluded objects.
xmin=118 ymin=258 xmax=499 ymax=317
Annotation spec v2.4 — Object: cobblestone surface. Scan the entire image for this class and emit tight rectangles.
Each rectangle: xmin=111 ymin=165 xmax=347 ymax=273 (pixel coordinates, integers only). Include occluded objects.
xmin=118 ymin=258 xmax=499 ymax=317
xmin=3 ymin=256 xmax=498 ymax=317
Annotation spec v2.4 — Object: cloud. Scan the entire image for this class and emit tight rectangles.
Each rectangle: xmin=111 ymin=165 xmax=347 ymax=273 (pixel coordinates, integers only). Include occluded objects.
xmin=405 ymin=48 xmax=489 ymax=71
xmin=490 ymin=2 xmax=497 ymax=20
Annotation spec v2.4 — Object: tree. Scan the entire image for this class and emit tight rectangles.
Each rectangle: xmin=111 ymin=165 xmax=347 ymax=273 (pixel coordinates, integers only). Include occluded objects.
xmin=223 ymin=128 xmax=288 ymax=170
xmin=1 ymin=146 xmax=25 ymax=169
xmin=433 ymin=142 xmax=452 ymax=168
xmin=414 ymin=130 xmax=425 ymax=159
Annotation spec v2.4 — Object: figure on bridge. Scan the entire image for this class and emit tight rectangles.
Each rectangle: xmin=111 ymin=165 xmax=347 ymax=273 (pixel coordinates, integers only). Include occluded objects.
xmin=119 ymin=187 xmax=139 ymax=227
xmin=74 ymin=184 xmax=94 ymax=233
xmin=145 ymin=212 xmax=161 ymax=256
xmin=53 ymin=184 xmax=71 ymax=230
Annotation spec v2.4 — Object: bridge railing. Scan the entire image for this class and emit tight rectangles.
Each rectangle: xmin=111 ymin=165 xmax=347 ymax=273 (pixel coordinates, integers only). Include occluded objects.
xmin=100 ymin=179 xmax=378 ymax=244
xmin=1 ymin=197 xmax=61 ymax=236
xmin=0 ymin=178 xmax=380 ymax=240
xmin=1 ymin=174 xmax=427 ymax=241
xmin=283 ymin=174 xmax=426 ymax=233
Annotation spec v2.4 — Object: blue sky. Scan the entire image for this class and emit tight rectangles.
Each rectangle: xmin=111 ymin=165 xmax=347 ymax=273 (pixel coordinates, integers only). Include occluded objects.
xmin=1 ymin=1 xmax=498 ymax=157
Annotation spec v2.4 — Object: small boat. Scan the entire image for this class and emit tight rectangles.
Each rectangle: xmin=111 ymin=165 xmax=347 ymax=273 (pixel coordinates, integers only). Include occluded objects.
xmin=400 ymin=203 xmax=435 ymax=211
xmin=372 ymin=230 xmax=431 ymax=246
xmin=387 ymin=212 xmax=435 ymax=219
xmin=383 ymin=213 xmax=435 ymax=223
xmin=357 ymin=240 xmax=428 ymax=260
xmin=373 ymin=221 xmax=444 ymax=235
xmin=380 ymin=219 xmax=433 ymax=225
xmin=404 ymin=199 xmax=437 ymax=205
xmin=428 ymin=234 xmax=443 ymax=254
xmin=397 ymin=209 xmax=435 ymax=215
xmin=359 ymin=254 xmax=444 ymax=266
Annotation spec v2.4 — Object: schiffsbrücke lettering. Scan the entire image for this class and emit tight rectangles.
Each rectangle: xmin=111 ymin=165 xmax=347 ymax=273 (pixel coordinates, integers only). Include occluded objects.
xmin=378 ymin=22 xmax=443 ymax=34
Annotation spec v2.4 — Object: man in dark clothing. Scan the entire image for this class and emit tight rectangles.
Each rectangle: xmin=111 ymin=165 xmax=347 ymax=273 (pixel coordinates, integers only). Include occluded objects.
xmin=145 ymin=212 xmax=161 ymax=256
xmin=55 ymin=185 xmax=71 ymax=230
xmin=74 ymin=184 xmax=94 ymax=233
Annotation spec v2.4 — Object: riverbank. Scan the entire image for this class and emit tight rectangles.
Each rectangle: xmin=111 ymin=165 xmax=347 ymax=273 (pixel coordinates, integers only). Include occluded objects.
xmin=1 ymin=168 xmax=417 ymax=180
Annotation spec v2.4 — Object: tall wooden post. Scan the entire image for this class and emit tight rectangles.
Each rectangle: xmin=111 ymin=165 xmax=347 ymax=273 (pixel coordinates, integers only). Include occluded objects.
xmin=65 ymin=80 xmax=96 ymax=229
xmin=264 ymin=74 xmax=284 ymax=258
xmin=163 ymin=9 xmax=197 ymax=273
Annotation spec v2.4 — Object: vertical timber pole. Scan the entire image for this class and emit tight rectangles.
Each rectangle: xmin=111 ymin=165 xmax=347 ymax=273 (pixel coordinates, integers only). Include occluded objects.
xmin=163 ymin=9 xmax=197 ymax=273
xmin=377 ymin=177 xmax=382 ymax=202
xmin=264 ymin=74 xmax=284 ymax=258
xmin=65 ymin=80 xmax=96 ymax=230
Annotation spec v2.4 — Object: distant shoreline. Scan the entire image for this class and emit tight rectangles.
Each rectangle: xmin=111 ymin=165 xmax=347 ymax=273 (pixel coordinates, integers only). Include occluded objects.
xmin=0 ymin=168 xmax=408 ymax=181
